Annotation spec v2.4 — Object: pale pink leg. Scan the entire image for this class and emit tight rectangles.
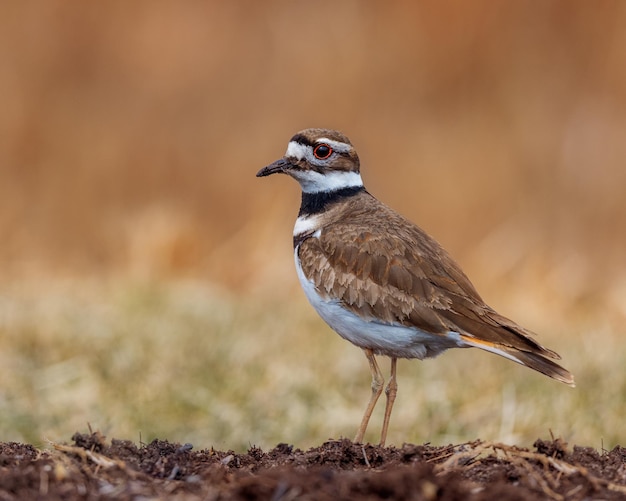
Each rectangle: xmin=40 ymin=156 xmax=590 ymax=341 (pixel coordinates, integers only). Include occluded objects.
xmin=354 ymin=349 xmax=384 ymax=444
xmin=380 ymin=357 xmax=398 ymax=447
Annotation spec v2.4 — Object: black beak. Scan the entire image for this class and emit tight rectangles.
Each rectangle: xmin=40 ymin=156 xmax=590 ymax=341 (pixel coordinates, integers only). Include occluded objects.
xmin=256 ymin=158 xmax=293 ymax=178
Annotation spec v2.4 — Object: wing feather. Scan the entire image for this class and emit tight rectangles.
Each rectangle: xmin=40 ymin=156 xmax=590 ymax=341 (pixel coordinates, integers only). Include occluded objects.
xmin=297 ymin=192 xmax=562 ymax=359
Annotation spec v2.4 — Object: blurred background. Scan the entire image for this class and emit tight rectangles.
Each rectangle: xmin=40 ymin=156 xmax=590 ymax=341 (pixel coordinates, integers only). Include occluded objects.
xmin=1 ymin=1 xmax=625 ymax=451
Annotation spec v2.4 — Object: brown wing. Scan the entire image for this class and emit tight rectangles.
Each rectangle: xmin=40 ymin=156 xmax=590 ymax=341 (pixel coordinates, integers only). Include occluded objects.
xmin=298 ymin=193 xmax=560 ymax=359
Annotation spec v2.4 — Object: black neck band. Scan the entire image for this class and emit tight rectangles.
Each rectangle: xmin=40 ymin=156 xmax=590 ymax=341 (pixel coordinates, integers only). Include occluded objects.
xmin=298 ymin=186 xmax=364 ymax=216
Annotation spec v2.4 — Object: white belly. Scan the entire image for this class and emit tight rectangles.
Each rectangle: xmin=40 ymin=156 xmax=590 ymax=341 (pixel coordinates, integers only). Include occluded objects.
xmin=294 ymin=246 xmax=463 ymax=359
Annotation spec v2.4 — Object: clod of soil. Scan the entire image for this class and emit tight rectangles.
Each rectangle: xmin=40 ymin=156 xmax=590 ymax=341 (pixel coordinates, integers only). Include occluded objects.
xmin=1 ymin=432 xmax=625 ymax=500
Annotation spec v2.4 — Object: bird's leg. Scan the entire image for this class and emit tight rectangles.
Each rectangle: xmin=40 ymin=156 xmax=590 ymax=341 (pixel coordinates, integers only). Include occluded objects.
xmin=354 ymin=348 xmax=384 ymax=444
xmin=379 ymin=357 xmax=398 ymax=447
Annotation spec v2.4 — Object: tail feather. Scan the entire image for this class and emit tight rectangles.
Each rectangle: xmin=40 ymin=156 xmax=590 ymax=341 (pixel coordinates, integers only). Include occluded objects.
xmin=459 ymin=335 xmax=575 ymax=387
xmin=504 ymin=348 xmax=576 ymax=387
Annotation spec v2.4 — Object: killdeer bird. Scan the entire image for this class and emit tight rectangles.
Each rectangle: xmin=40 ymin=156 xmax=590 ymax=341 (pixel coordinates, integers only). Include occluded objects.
xmin=257 ymin=128 xmax=574 ymax=446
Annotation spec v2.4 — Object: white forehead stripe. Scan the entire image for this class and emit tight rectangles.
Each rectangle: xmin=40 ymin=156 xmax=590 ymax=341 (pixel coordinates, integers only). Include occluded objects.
xmin=285 ymin=141 xmax=309 ymax=160
xmin=317 ymin=138 xmax=352 ymax=154
xmin=285 ymin=138 xmax=353 ymax=160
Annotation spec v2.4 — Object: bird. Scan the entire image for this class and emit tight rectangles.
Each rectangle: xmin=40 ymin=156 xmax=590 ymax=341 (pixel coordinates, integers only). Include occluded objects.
xmin=256 ymin=128 xmax=575 ymax=446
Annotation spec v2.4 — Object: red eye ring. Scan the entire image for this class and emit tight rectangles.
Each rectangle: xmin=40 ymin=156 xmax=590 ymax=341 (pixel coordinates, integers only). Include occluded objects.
xmin=313 ymin=144 xmax=333 ymax=160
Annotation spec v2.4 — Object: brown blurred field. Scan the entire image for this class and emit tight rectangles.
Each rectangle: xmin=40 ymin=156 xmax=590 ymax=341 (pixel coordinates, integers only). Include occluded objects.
xmin=1 ymin=2 xmax=625 ymax=452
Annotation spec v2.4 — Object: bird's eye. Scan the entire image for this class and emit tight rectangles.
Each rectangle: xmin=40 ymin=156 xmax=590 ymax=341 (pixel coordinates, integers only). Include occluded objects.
xmin=313 ymin=144 xmax=333 ymax=160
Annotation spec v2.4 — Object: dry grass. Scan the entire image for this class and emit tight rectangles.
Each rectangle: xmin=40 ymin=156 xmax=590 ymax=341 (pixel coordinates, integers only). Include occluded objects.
xmin=0 ymin=2 xmax=625 ymax=452
xmin=0 ymin=278 xmax=622 ymax=452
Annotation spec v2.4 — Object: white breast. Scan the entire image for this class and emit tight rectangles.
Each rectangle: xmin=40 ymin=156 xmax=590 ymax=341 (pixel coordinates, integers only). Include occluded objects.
xmin=293 ymin=245 xmax=464 ymax=360
xmin=293 ymin=214 xmax=322 ymax=237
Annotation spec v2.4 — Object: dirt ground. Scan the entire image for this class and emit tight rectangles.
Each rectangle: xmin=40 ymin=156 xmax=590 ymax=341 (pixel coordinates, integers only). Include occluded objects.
xmin=1 ymin=432 xmax=625 ymax=500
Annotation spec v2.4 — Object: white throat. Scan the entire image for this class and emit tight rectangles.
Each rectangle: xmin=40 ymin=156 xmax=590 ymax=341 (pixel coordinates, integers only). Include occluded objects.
xmin=292 ymin=169 xmax=363 ymax=194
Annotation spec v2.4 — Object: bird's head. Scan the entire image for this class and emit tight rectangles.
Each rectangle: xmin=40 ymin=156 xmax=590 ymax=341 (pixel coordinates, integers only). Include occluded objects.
xmin=257 ymin=128 xmax=363 ymax=193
